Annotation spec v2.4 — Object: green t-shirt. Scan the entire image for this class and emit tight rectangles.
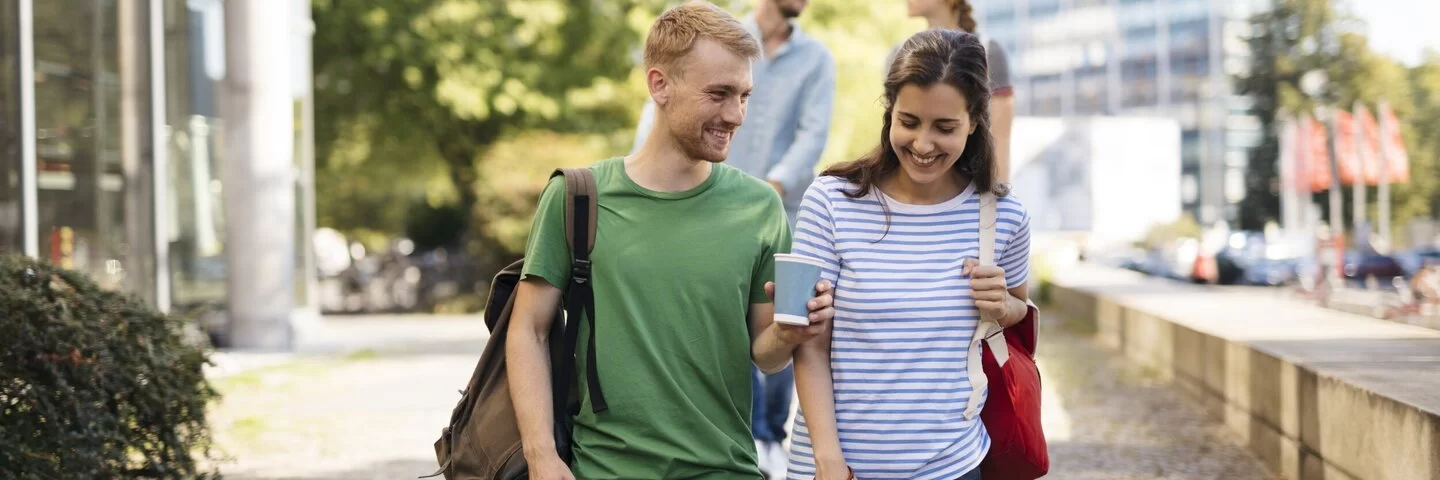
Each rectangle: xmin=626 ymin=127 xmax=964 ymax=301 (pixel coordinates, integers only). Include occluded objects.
xmin=521 ymin=157 xmax=792 ymax=479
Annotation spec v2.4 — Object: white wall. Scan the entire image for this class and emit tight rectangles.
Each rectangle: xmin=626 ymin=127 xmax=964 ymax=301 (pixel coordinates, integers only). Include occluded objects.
xmin=1007 ymin=116 xmax=1183 ymax=250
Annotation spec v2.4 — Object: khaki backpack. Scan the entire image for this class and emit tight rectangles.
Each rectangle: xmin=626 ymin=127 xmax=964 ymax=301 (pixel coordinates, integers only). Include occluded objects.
xmin=423 ymin=168 xmax=607 ymax=479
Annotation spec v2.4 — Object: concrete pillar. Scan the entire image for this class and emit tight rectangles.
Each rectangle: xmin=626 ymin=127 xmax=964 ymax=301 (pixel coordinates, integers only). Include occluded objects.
xmin=148 ymin=0 xmax=172 ymax=311
xmin=221 ymin=0 xmax=296 ymax=350
xmin=19 ymin=0 xmax=38 ymax=258
xmin=293 ymin=0 xmax=319 ymax=317
xmin=120 ymin=0 xmax=159 ymax=308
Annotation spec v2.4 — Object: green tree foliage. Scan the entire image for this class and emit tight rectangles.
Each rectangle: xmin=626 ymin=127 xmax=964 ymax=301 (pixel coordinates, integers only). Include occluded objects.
xmin=1398 ymin=52 xmax=1440 ymax=229
xmin=311 ymin=0 xmax=663 ymax=248
xmin=1239 ymin=0 xmax=1439 ymax=240
xmin=1236 ymin=0 xmax=1334 ymax=231
xmin=309 ymin=0 xmax=926 ymax=281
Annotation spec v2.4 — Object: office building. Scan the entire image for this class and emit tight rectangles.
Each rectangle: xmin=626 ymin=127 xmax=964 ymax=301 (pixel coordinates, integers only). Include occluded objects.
xmin=974 ymin=0 xmax=1268 ymax=225
xmin=1 ymin=0 xmax=317 ymax=346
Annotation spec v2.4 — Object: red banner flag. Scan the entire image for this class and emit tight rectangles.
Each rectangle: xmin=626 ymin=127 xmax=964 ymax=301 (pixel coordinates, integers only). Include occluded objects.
xmin=1378 ymin=102 xmax=1410 ymax=183
xmin=1332 ymin=110 xmax=1359 ymax=186
xmin=1354 ymin=103 xmax=1383 ymax=185
xmin=1301 ymin=115 xmax=1332 ymax=192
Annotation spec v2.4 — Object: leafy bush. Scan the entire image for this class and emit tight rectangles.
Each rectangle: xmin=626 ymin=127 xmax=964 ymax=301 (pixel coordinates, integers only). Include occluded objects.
xmin=0 ymin=255 xmax=219 ymax=479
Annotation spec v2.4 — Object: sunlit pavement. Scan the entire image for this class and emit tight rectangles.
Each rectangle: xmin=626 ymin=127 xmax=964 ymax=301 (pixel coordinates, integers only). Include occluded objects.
xmin=204 ymin=314 xmax=1272 ymax=479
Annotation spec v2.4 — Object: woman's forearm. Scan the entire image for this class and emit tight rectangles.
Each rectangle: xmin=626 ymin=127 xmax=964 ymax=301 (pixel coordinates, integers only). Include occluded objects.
xmin=793 ymin=334 xmax=845 ymax=466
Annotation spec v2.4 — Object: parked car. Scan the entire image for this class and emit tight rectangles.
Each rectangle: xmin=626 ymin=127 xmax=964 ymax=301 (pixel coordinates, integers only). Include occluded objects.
xmin=1342 ymin=251 xmax=1406 ymax=287
xmin=1239 ymin=256 xmax=1300 ymax=286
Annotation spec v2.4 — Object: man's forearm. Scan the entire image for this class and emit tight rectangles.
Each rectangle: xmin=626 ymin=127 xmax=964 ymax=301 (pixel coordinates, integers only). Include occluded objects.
xmin=752 ymin=323 xmax=800 ymax=374
xmin=506 ymin=327 xmax=560 ymax=460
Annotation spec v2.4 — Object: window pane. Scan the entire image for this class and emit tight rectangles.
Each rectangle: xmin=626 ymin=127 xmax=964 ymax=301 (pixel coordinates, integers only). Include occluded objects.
xmin=1122 ymin=59 xmax=1158 ymax=107
xmin=32 ymin=0 xmax=154 ymax=295
xmin=167 ymin=0 xmax=227 ymax=310
xmin=0 ymin=1 xmax=22 ymax=252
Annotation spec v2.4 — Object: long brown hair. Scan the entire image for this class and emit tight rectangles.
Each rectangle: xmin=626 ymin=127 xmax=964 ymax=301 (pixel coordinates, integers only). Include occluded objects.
xmin=952 ymin=0 xmax=978 ymax=33
xmin=824 ymin=29 xmax=1004 ymax=204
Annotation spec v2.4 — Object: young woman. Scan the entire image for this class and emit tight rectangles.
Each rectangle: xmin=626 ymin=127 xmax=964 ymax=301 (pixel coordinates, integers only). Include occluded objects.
xmin=903 ymin=0 xmax=1015 ymax=184
xmin=784 ymin=30 xmax=1033 ymax=480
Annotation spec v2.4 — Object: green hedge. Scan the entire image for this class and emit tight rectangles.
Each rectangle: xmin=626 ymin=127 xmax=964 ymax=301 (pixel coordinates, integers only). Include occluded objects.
xmin=0 ymin=255 xmax=218 ymax=479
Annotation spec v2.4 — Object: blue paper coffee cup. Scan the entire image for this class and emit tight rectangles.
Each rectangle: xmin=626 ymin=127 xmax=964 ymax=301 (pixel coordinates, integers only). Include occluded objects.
xmin=774 ymin=253 xmax=826 ymax=326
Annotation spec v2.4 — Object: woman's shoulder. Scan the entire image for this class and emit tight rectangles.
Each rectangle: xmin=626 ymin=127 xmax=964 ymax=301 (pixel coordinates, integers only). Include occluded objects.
xmin=805 ymin=175 xmax=863 ymax=202
xmin=995 ymin=191 xmax=1026 ymax=210
xmin=814 ymin=174 xmax=856 ymax=189
xmin=994 ymin=191 xmax=1031 ymax=224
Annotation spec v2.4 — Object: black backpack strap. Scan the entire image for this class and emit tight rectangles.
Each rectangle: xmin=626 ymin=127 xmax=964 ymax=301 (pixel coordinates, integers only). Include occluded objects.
xmin=550 ymin=168 xmax=608 ymax=421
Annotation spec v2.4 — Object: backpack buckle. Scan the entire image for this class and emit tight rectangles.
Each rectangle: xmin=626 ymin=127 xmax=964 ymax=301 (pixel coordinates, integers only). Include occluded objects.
xmin=572 ymin=259 xmax=592 ymax=283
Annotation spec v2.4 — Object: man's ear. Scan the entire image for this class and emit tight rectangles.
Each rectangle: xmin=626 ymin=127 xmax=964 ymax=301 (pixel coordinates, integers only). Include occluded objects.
xmin=647 ymin=67 xmax=672 ymax=107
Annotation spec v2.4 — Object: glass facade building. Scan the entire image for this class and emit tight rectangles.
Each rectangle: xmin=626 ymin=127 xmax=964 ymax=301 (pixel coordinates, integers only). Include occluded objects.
xmin=2 ymin=0 xmax=316 ymax=329
xmin=975 ymin=0 xmax=1269 ymax=224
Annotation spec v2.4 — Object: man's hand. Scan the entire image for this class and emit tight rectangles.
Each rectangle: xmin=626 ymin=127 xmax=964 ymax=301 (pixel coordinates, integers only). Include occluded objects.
xmin=525 ymin=454 xmax=575 ymax=480
xmin=768 ymin=180 xmax=786 ymax=197
xmin=764 ymin=280 xmax=834 ymax=345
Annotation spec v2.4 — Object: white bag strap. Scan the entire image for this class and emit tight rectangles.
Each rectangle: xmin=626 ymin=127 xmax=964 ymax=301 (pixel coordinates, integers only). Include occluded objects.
xmin=964 ymin=191 xmax=1009 ymax=419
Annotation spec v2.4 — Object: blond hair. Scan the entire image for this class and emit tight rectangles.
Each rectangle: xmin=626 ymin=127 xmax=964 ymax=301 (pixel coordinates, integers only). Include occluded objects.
xmin=643 ymin=1 xmax=760 ymax=77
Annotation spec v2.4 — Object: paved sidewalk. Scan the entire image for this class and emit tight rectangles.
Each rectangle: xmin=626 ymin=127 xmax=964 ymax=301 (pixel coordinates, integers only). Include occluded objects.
xmin=204 ymin=316 xmax=486 ymax=479
xmin=1035 ymin=315 xmax=1272 ymax=479
xmin=203 ymin=314 xmax=1272 ymax=479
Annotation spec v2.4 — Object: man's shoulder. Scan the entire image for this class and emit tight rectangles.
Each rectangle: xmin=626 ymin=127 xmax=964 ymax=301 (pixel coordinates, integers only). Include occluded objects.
xmin=717 ymin=163 xmax=783 ymax=201
xmin=543 ymin=157 xmax=623 ymax=192
xmin=588 ymin=156 xmax=624 ymax=175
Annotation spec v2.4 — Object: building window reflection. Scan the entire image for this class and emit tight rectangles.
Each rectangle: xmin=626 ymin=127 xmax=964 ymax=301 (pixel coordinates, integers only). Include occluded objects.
xmin=167 ymin=0 xmax=226 ymax=312
xmin=1 ymin=1 xmax=22 ymax=252
xmin=32 ymin=0 xmax=154 ymax=295
xmin=7 ymin=0 xmax=317 ymax=329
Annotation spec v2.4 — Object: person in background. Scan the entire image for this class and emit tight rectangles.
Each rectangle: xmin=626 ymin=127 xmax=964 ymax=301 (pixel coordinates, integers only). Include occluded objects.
xmin=902 ymin=0 xmax=1015 ymax=183
xmin=631 ymin=1 xmax=837 ymax=477
xmin=1412 ymin=261 xmax=1440 ymax=305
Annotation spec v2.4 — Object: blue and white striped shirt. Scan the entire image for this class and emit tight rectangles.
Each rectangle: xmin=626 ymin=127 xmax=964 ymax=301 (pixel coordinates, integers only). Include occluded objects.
xmin=785 ymin=176 xmax=1031 ymax=480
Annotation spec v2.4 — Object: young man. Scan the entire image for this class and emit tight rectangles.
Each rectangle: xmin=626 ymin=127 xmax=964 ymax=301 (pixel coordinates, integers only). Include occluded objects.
xmin=631 ymin=2 xmax=836 ymax=474
xmin=506 ymin=2 xmax=835 ymax=479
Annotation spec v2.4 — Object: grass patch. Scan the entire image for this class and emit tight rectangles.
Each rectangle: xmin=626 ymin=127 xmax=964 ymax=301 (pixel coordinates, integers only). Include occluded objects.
xmin=216 ymin=371 xmax=265 ymax=391
xmin=227 ymin=417 xmax=268 ymax=446
xmin=212 ymin=358 xmax=340 ymax=394
xmin=345 ymin=348 xmax=380 ymax=361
